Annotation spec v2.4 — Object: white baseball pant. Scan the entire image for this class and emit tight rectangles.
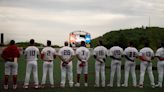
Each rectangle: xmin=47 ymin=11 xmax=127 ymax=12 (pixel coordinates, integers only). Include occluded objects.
xmin=109 ymin=60 xmax=121 ymax=87
xmin=139 ymin=61 xmax=154 ymax=86
xmin=5 ymin=61 xmax=18 ymax=75
xmin=123 ymin=60 xmax=137 ymax=87
xmin=60 ymin=61 xmax=73 ymax=87
xmin=157 ymin=61 xmax=164 ymax=87
xmin=95 ymin=61 xmax=105 ymax=87
xmin=77 ymin=60 xmax=88 ymax=74
xmin=24 ymin=61 xmax=39 ymax=85
xmin=41 ymin=61 xmax=54 ymax=85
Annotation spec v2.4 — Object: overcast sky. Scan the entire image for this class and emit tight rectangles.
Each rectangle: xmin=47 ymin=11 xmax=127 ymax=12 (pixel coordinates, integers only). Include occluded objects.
xmin=0 ymin=0 xmax=164 ymax=46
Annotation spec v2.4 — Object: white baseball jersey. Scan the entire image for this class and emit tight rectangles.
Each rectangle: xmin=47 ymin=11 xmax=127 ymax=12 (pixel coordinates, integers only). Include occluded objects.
xmin=93 ymin=46 xmax=108 ymax=59
xmin=58 ymin=46 xmax=75 ymax=62
xmin=76 ymin=47 xmax=90 ymax=62
xmin=124 ymin=47 xmax=138 ymax=61
xmin=139 ymin=47 xmax=154 ymax=61
xmin=24 ymin=46 xmax=40 ymax=61
xmin=41 ymin=47 xmax=56 ymax=60
xmin=156 ymin=47 xmax=164 ymax=58
xmin=109 ymin=46 xmax=123 ymax=59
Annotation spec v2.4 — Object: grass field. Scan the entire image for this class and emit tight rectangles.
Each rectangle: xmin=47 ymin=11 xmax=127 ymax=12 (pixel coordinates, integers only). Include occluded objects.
xmin=0 ymin=55 xmax=164 ymax=92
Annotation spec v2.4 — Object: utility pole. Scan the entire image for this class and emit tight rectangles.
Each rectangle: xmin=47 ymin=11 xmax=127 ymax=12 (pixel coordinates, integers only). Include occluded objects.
xmin=149 ymin=16 xmax=150 ymax=27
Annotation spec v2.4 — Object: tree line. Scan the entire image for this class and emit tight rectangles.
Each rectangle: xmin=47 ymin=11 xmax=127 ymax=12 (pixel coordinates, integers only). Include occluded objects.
xmin=91 ymin=27 xmax=164 ymax=50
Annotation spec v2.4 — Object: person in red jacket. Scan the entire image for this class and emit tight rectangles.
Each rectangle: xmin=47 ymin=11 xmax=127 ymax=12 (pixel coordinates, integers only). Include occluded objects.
xmin=1 ymin=40 xmax=20 ymax=90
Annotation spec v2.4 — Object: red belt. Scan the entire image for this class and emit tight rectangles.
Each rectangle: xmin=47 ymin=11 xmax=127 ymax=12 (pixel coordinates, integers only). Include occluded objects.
xmin=159 ymin=58 xmax=164 ymax=61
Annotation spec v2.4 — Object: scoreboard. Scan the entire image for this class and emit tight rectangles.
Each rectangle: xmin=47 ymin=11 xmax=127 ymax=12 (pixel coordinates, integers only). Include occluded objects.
xmin=69 ymin=31 xmax=91 ymax=48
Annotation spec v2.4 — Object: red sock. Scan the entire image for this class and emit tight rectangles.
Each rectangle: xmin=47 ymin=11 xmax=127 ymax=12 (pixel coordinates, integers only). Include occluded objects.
xmin=77 ymin=74 xmax=80 ymax=83
xmin=84 ymin=74 xmax=88 ymax=83
xmin=13 ymin=75 xmax=17 ymax=85
xmin=4 ymin=75 xmax=9 ymax=85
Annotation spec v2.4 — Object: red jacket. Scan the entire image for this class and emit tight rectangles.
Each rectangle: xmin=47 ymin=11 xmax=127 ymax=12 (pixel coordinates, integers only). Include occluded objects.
xmin=1 ymin=45 xmax=20 ymax=61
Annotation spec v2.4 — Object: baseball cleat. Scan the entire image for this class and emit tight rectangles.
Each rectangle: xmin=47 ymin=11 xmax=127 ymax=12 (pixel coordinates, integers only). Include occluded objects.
xmin=40 ymin=84 xmax=45 ymax=88
xmin=132 ymin=85 xmax=137 ymax=87
xmin=155 ymin=84 xmax=162 ymax=88
xmin=84 ymin=83 xmax=88 ymax=87
xmin=117 ymin=84 xmax=120 ymax=87
xmin=60 ymin=83 xmax=65 ymax=88
xmin=94 ymin=84 xmax=100 ymax=87
xmin=34 ymin=85 xmax=39 ymax=89
xmin=121 ymin=84 xmax=128 ymax=87
xmin=50 ymin=85 xmax=55 ymax=88
xmin=4 ymin=85 xmax=8 ymax=90
xmin=23 ymin=85 xmax=28 ymax=89
xmin=13 ymin=85 xmax=17 ymax=90
xmin=107 ymin=84 xmax=113 ymax=87
xmin=102 ymin=84 xmax=105 ymax=87
xmin=138 ymin=84 xmax=143 ymax=88
xmin=69 ymin=84 xmax=73 ymax=87
xmin=151 ymin=85 xmax=155 ymax=88
xmin=75 ymin=83 xmax=80 ymax=87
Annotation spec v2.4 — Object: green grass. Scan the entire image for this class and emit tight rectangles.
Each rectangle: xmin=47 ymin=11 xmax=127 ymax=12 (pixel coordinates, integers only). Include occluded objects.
xmin=0 ymin=55 xmax=164 ymax=92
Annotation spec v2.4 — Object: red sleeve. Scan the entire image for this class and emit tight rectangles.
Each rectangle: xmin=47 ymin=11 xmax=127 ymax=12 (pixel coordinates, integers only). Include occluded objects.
xmin=1 ymin=48 xmax=8 ymax=60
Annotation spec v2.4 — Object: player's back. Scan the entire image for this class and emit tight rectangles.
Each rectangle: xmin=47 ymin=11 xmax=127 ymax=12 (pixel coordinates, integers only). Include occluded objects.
xmin=156 ymin=47 xmax=164 ymax=58
xmin=109 ymin=46 xmax=123 ymax=59
xmin=139 ymin=47 xmax=154 ymax=61
xmin=41 ymin=47 xmax=56 ymax=60
xmin=76 ymin=47 xmax=90 ymax=61
xmin=25 ymin=46 xmax=39 ymax=61
xmin=59 ymin=46 xmax=74 ymax=61
xmin=94 ymin=46 xmax=108 ymax=59
xmin=124 ymin=47 xmax=138 ymax=60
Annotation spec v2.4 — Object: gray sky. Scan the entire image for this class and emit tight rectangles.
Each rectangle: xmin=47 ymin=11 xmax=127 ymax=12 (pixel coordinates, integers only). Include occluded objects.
xmin=0 ymin=0 xmax=164 ymax=46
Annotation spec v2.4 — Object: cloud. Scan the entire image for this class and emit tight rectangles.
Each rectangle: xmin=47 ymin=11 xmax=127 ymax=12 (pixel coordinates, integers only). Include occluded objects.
xmin=0 ymin=0 xmax=164 ymax=45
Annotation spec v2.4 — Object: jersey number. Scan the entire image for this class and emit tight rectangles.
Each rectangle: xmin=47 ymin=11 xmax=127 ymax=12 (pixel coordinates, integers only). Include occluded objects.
xmin=145 ymin=52 xmax=151 ymax=57
xmin=129 ymin=52 xmax=136 ymax=57
xmin=113 ymin=50 xmax=121 ymax=56
xmin=99 ymin=50 xmax=104 ymax=56
xmin=47 ymin=50 xmax=51 ymax=56
xmin=64 ymin=50 xmax=71 ymax=55
xmin=30 ymin=50 xmax=35 ymax=56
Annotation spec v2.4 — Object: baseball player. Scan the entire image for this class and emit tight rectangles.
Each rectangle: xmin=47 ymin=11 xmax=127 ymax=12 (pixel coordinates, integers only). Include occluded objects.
xmin=58 ymin=41 xmax=75 ymax=87
xmin=40 ymin=40 xmax=57 ymax=88
xmin=23 ymin=39 xmax=40 ymax=89
xmin=1 ymin=40 xmax=20 ymax=90
xmin=107 ymin=44 xmax=123 ymax=87
xmin=75 ymin=41 xmax=90 ymax=87
xmin=155 ymin=42 xmax=164 ymax=88
xmin=93 ymin=40 xmax=108 ymax=87
xmin=138 ymin=42 xmax=155 ymax=88
xmin=122 ymin=42 xmax=138 ymax=87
